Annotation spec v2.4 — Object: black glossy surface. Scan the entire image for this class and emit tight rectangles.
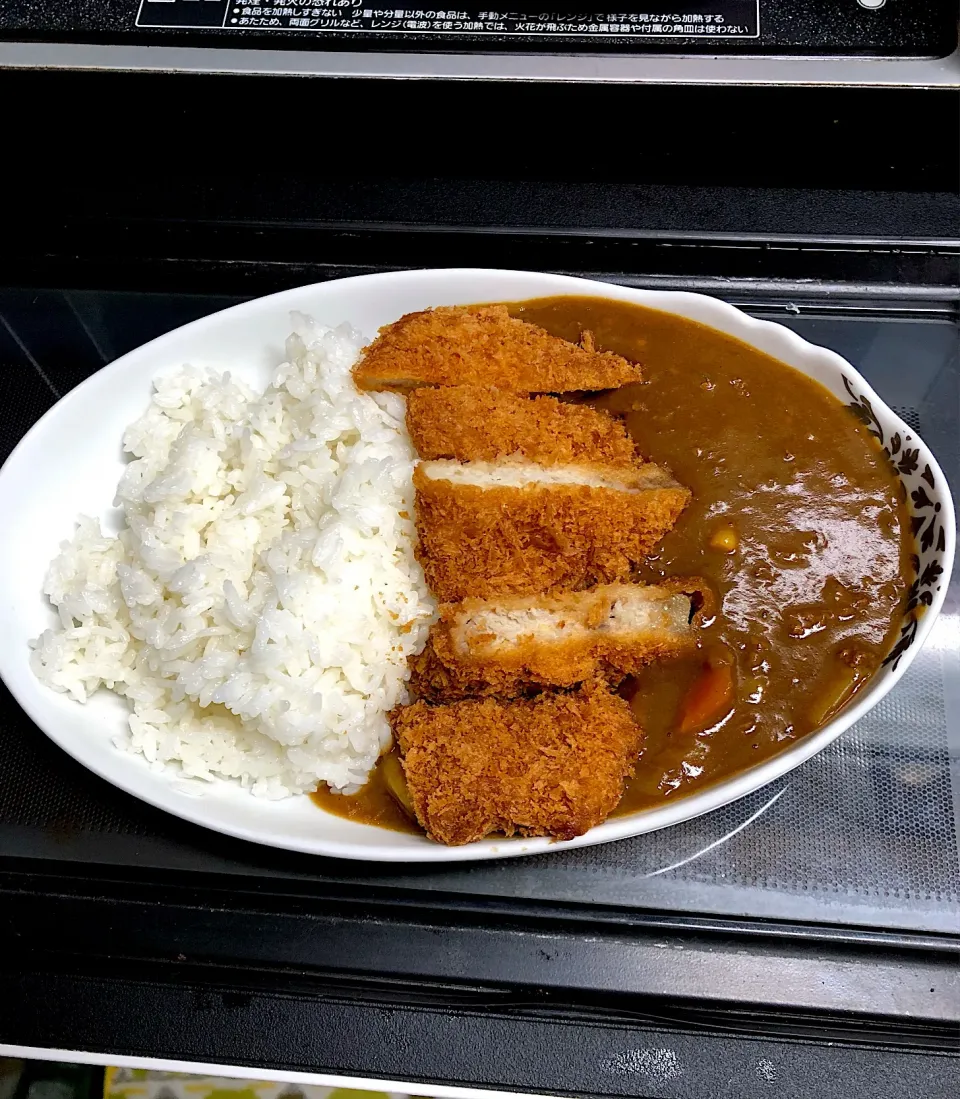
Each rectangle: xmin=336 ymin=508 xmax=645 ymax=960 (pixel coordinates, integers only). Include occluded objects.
xmin=1 ymin=958 xmax=956 ymax=1098
xmin=4 ymin=77 xmax=958 ymax=199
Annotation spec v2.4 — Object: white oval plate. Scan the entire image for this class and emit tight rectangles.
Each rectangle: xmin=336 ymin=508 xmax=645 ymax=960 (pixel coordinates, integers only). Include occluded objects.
xmin=0 ymin=270 xmax=954 ymax=862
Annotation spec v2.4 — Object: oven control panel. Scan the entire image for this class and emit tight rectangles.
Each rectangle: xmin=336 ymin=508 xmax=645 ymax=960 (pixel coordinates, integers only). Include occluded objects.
xmin=0 ymin=0 xmax=954 ymax=56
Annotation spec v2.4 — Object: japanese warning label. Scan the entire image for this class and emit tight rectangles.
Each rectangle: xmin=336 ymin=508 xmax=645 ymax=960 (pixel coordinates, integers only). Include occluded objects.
xmin=136 ymin=0 xmax=761 ymax=38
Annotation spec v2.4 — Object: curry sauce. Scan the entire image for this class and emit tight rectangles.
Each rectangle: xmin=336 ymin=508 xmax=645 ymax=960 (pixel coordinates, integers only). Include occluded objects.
xmin=313 ymin=296 xmax=912 ymax=832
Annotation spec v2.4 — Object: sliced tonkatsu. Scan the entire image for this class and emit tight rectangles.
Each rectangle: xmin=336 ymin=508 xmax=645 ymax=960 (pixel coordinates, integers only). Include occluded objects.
xmin=405 ymin=385 xmax=641 ymax=466
xmin=410 ymin=579 xmax=713 ymax=702
xmin=391 ymin=680 xmax=644 ymax=845
xmin=413 ymin=459 xmax=691 ymax=602
xmin=352 ymin=305 xmax=643 ymax=394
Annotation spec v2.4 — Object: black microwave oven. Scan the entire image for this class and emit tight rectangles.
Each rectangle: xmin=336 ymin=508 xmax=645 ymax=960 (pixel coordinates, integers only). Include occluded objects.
xmin=0 ymin=6 xmax=958 ymax=1097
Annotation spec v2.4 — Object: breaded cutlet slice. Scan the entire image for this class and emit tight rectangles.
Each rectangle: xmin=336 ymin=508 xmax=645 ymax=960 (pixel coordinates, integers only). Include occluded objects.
xmin=410 ymin=578 xmax=713 ymax=702
xmin=352 ymin=305 xmax=642 ymax=394
xmin=406 ymin=385 xmax=640 ymax=466
xmin=392 ymin=680 xmax=644 ymax=845
xmin=413 ymin=459 xmax=691 ymax=602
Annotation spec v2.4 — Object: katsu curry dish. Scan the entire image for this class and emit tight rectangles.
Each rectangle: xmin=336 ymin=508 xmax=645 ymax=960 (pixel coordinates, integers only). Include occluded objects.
xmin=312 ymin=297 xmax=914 ymax=845
xmin=33 ymin=288 xmax=915 ymax=848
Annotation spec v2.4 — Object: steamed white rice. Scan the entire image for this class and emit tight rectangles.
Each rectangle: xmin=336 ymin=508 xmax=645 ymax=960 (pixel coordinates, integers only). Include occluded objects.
xmin=30 ymin=314 xmax=436 ymax=797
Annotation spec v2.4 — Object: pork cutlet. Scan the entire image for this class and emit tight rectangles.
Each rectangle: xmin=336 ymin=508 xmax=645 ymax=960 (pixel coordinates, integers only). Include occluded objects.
xmin=406 ymin=384 xmax=641 ymax=466
xmin=410 ymin=579 xmax=713 ymax=702
xmin=352 ymin=305 xmax=643 ymax=394
xmin=392 ymin=680 xmax=644 ymax=845
xmin=355 ymin=301 xmax=678 ymax=846
xmin=413 ymin=459 xmax=691 ymax=601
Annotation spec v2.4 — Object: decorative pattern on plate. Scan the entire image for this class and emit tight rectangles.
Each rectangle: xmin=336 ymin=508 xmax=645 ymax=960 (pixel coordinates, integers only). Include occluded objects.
xmin=842 ymin=375 xmax=946 ymax=670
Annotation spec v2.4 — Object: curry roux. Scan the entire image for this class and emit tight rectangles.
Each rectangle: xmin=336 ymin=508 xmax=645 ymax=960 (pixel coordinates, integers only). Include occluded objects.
xmin=312 ymin=296 xmax=912 ymax=831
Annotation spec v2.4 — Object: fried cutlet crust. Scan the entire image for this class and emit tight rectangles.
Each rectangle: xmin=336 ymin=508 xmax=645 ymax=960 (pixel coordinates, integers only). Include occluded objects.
xmin=392 ymin=681 xmax=644 ymax=845
xmin=409 ymin=579 xmax=715 ymax=702
xmin=405 ymin=385 xmax=641 ymax=466
xmin=407 ymin=642 xmax=514 ymax=703
xmin=352 ymin=305 xmax=642 ymax=394
xmin=413 ymin=467 xmax=692 ymax=602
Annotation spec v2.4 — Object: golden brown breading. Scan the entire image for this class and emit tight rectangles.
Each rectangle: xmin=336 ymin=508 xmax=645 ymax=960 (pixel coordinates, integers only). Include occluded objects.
xmin=405 ymin=385 xmax=641 ymax=466
xmin=352 ymin=305 xmax=642 ymax=394
xmin=410 ymin=579 xmax=713 ymax=702
xmin=408 ymin=642 xmax=549 ymax=703
xmin=392 ymin=681 xmax=644 ymax=845
xmin=413 ymin=465 xmax=691 ymax=602
xmin=406 ymin=642 xmax=529 ymax=703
